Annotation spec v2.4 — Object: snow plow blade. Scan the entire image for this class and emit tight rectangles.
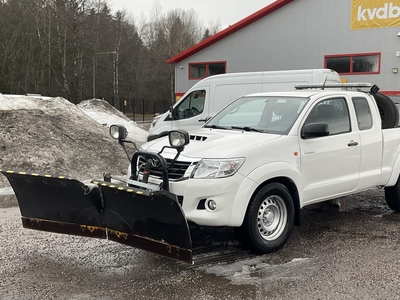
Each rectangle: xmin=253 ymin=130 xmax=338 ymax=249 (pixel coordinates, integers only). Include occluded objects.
xmin=1 ymin=169 xmax=193 ymax=264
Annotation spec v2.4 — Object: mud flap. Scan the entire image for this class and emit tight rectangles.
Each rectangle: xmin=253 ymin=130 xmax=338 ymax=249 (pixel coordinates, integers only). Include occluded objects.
xmin=1 ymin=169 xmax=193 ymax=264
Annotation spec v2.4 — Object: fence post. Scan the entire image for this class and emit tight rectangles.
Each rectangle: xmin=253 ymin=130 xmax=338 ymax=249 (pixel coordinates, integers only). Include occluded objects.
xmin=142 ymin=98 xmax=145 ymax=122
xmin=132 ymin=97 xmax=135 ymax=121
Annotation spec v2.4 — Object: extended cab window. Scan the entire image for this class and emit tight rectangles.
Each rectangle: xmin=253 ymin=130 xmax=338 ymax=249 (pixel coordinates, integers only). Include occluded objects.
xmin=304 ymin=98 xmax=351 ymax=136
xmin=352 ymin=97 xmax=372 ymax=130
xmin=175 ymin=90 xmax=205 ymax=120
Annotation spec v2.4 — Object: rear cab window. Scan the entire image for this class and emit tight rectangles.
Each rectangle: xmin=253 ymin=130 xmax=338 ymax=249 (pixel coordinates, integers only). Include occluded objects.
xmin=352 ymin=97 xmax=373 ymax=130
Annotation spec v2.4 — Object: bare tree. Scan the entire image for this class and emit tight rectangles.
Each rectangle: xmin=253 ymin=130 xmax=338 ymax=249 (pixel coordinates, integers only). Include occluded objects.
xmin=139 ymin=3 xmax=205 ymax=106
xmin=0 ymin=0 xmax=221 ymax=114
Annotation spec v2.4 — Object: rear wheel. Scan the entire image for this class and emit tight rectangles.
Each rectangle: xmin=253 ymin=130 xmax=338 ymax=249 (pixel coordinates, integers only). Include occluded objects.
xmin=236 ymin=182 xmax=294 ymax=253
xmin=385 ymin=176 xmax=400 ymax=212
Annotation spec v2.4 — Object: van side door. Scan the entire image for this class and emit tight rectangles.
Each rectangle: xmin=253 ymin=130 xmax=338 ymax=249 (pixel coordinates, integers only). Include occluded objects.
xmin=174 ymin=89 xmax=207 ymax=120
xmin=299 ymin=96 xmax=361 ymax=204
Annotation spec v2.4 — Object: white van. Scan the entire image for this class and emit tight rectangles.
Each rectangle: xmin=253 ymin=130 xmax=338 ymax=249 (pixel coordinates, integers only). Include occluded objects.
xmin=147 ymin=69 xmax=341 ymax=141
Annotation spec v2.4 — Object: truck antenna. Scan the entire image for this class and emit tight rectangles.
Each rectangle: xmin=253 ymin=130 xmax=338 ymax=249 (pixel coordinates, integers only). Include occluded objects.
xmin=322 ymin=77 xmax=328 ymax=90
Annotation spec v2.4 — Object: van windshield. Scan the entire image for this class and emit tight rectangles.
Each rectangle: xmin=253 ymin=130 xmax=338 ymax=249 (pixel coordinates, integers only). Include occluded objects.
xmin=205 ymin=96 xmax=309 ymax=134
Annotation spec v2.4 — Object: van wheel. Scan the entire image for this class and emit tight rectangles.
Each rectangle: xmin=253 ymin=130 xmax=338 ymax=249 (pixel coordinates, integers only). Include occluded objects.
xmin=236 ymin=182 xmax=294 ymax=253
xmin=374 ymin=93 xmax=399 ymax=129
xmin=385 ymin=177 xmax=400 ymax=212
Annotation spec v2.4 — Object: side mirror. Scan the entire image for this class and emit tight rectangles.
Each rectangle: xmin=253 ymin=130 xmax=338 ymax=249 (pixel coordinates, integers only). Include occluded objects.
xmin=301 ymin=123 xmax=329 ymax=139
xmin=169 ymin=129 xmax=190 ymax=149
xmin=110 ymin=124 xmax=128 ymax=140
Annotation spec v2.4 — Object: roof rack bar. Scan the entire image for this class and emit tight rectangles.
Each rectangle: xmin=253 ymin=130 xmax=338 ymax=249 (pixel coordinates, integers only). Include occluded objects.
xmin=295 ymin=82 xmax=372 ymax=90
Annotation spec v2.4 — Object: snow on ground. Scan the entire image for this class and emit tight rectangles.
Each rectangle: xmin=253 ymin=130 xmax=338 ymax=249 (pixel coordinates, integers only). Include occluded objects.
xmin=0 ymin=95 xmax=149 ymax=198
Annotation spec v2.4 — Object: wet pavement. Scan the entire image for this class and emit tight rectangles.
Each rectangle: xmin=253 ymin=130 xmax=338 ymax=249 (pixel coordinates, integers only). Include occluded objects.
xmin=2 ymin=188 xmax=400 ymax=299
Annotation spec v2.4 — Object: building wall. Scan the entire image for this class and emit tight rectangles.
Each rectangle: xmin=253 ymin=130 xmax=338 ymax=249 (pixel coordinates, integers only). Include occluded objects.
xmin=174 ymin=0 xmax=400 ymax=96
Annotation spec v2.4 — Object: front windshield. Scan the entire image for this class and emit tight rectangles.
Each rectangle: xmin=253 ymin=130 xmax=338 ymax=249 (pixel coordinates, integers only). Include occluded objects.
xmin=205 ymin=96 xmax=309 ymax=134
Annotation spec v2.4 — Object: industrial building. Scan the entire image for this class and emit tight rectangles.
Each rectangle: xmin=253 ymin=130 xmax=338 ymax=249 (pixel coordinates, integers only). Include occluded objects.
xmin=167 ymin=0 xmax=400 ymax=100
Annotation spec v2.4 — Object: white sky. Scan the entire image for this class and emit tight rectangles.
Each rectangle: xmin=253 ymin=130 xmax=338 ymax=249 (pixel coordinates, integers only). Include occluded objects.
xmin=110 ymin=0 xmax=276 ymax=30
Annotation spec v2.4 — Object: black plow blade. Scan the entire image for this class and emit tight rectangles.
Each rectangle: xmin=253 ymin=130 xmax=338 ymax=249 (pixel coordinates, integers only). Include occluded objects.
xmin=1 ymin=169 xmax=193 ymax=264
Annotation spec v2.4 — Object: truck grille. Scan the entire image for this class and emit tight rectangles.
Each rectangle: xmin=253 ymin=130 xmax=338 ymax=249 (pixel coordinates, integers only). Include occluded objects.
xmin=138 ymin=156 xmax=194 ymax=180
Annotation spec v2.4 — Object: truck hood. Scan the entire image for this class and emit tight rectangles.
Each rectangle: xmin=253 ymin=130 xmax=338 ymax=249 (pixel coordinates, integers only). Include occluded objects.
xmin=143 ymin=128 xmax=281 ymax=159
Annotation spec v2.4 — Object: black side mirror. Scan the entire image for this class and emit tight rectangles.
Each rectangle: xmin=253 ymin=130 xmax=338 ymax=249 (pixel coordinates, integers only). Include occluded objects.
xmin=301 ymin=123 xmax=329 ymax=139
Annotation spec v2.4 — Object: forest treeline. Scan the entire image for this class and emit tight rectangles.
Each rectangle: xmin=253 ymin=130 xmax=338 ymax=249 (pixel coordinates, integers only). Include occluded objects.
xmin=0 ymin=0 xmax=220 ymax=112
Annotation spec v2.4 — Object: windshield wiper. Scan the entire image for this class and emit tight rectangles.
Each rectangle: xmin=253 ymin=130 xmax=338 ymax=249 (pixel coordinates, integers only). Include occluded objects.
xmin=204 ymin=124 xmax=229 ymax=130
xmin=231 ymin=126 xmax=264 ymax=133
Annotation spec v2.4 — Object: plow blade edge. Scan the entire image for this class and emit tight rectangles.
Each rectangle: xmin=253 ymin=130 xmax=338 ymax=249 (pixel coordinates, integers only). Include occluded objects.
xmin=1 ymin=169 xmax=193 ymax=264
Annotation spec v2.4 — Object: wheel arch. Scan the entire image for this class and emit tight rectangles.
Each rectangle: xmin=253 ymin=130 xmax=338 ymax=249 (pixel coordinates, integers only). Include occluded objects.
xmin=230 ymin=175 xmax=301 ymax=227
xmin=384 ymin=151 xmax=400 ymax=187
xmin=256 ymin=177 xmax=301 ymax=226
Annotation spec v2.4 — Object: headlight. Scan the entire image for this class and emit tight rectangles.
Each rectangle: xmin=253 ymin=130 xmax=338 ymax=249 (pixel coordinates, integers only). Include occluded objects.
xmin=151 ymin=115 xmax=161 ymax=128
xmin=191 ymin=158 xmax=245 ymax=179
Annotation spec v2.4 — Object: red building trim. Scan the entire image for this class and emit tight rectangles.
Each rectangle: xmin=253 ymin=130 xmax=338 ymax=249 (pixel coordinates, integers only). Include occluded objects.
xmin=381 ymin=91 xmax=400 ymax=96
xmin=166 ymin=0 xmax=294 ymax=64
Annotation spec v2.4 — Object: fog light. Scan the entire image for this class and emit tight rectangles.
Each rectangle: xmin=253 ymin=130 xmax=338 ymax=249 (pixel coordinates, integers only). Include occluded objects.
xmin=206 ymin=199 xmax=217 ymax=211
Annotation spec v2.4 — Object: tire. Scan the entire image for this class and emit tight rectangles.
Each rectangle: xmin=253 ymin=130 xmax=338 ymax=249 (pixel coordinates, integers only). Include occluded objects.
xmin=236 ymin=182 xmax=295 ymax=253
xmin=374 ymin=93 xmax=399 ymax=129
xmin=385 ymin=176 xmax=400 ymax=212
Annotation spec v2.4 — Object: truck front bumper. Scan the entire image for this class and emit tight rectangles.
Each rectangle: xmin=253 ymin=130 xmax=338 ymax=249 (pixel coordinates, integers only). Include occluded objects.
xmin=166 ymin=173 xmax=253 ymax=227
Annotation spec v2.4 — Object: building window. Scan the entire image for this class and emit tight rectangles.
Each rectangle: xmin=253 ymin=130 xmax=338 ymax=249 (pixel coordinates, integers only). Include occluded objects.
xmin=189 ymin=62 xmax=226 ymax=79
xmin=325 ymin=53 xmax=380 ymax=75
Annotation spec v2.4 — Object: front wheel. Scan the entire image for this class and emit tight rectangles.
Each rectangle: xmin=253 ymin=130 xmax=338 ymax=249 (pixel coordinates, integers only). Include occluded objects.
xmin=235 ymin=182 xmax=294 ymax=253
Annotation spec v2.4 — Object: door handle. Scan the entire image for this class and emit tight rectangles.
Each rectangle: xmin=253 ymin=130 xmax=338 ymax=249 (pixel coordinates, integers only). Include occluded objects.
xmin=198 ymin=117 xmax=211 ymax=122
xmin=347 ymin=140 xmax=359 ymax=147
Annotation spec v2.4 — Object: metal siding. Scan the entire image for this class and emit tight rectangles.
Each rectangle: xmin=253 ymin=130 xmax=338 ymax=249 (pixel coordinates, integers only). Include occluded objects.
xmin=175 ymin=0 xmax=400 ymax=94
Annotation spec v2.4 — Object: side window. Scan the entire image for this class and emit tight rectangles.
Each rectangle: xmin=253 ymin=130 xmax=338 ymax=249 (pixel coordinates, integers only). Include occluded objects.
xmin=189 ymin=62 xmax=226 ymax=79
xmin=325 ymin=53 xmax=380 ymax=75
xmin=304 ymin=98 xmax=351 ymax=136
xmin=175 ymin=90 xmax=206 ymax=120
xmin=352 ymin=97 xmax=372 ymax=130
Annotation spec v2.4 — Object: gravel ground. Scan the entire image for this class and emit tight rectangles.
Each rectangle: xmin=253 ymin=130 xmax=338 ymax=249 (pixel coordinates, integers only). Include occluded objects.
xmin=2 ymin=188 xmax=400 ymax=299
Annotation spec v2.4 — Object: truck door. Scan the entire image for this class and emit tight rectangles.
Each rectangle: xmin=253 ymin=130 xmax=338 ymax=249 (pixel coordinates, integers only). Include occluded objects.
xmin=351 ymin=96 xmax=383 ymax=189
xmin=299 ymin=96 xmax=361 ymax=203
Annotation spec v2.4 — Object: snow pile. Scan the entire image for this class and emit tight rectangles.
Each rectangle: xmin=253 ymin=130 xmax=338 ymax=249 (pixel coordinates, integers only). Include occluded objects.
xmin=0 ymin=95 xmax=148 ymax=193
xmin=77 ymin=99 xmax=148 ymax=142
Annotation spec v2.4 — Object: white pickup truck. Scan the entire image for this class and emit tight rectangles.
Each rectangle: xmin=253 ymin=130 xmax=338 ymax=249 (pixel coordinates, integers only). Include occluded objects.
xmin=117 ymin=82 xmax=400 ymax=256
xmin=5 ymin=83 xmax=400 ymax=264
